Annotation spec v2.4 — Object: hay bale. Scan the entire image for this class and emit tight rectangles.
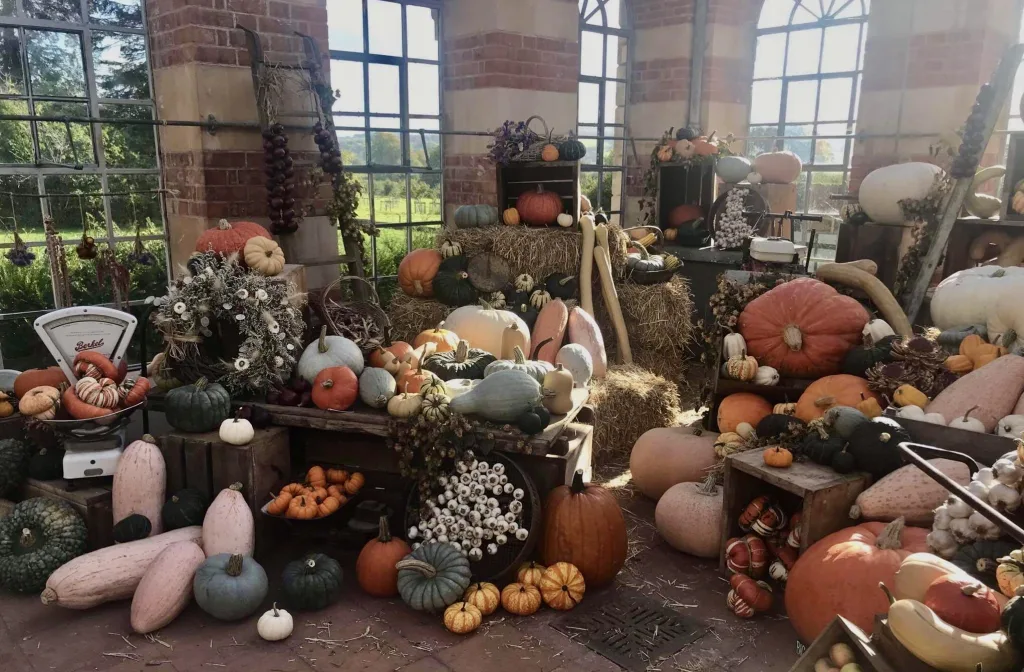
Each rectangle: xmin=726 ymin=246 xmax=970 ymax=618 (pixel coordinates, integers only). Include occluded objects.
xmin=590 ymin=365 xmax=681 ymax=464
xmin=387 ymin=294 xmax=450 ymax=344
xmin=595 ymin=275 xmax=695 ymax=363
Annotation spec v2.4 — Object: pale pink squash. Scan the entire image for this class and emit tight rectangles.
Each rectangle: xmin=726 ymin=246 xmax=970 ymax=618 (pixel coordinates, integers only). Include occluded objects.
xmin=202 ymin=482 xmax=255 ymax=557
xmin=532 ymin=299 xmax=569 ymax=364
xmin=927 ymin=354 xmax=1024 ymax=432
xmin=112 ymin=434 xmax=166 ymax=536
xmin=568 ymin=307 xmax=607 ymax=378
xmin=130 ymin=541 xmax=206 ymax=633
xmin=629 ymin=427 xmax=717 ymax=500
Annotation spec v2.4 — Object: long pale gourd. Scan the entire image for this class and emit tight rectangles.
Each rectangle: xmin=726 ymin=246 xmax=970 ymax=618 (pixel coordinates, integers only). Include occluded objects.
xmin=594 ymin=245 xmax=632 ymax=364
xmin=815 ymin=262 xmax=912 ymax=336
xmin=579 ymin=214 xmax=596 ymax=314
xmin=848 ymin=459 xmax=970 ymax=525
xmin=927 ymin=354 xmax=1024 ymax=432
xmin=41 ymin=526 xmax=202 ymax=609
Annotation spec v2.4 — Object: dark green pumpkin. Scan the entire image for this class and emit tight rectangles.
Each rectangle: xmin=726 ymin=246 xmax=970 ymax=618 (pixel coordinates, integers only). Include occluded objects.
xmin=847 ymin=421 xmax=910 ymax=480
xmin=842 ymin=343 xmax=896 ymax=377
xmin=755 ymin=414 xmax=806 ymax=441
xmin=164 ymin=377 xmax=231 ymax=432
xmin=422 ymin=340 xmax=495 ymax=381
xmin=0 ymin=497 xmax=87 ymax=592
xmin=532 ymin=405 xmax=551 ymax=427
xmin=558 ymin=136 xmax=586 ymax=162
xmin=433 ymin=256 xmax=479 ymax=307
xmin=509 ymin=293 xmax=539 ymax=330
xmin=544 ymin=273 xmax=578 ymax=300
xmin=831 ymin=448 xmax=857 ymax=474
xmin=396 ymin=543 xmax=471 ymax=612
xmin=800 ymin=433 xmax=844 ymax=465
xmin=0 ymin=438 xmax=31 ymax=499
xmin=675 ymin=126 xmax=699 ymax=141
xmin=113 ymin=513 xmax=152 ymax=543
xmin=162 ymin=488 xmax=209 ymax=530
xmin=1002 ymin=596 xmax=1024 ymax=651
xmin=936 ymin=325 xmax=987 ymax=349
xmin=953 ymin=540 xmax=1017 ymax=590
xmin=27 ymin=446 xmax=65 ymax=481
xmin=282 ymin=553 xmax=343 ymax=611
xmin=518 ymin=404 xmax=552 ymax=434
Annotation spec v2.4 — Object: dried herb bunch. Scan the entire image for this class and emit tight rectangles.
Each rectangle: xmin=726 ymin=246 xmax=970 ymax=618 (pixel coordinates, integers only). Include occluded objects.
xmin=487 ymin=120 xmax=540 ymax=165
xmin=891 ymin=173 xmax=953 ymax=300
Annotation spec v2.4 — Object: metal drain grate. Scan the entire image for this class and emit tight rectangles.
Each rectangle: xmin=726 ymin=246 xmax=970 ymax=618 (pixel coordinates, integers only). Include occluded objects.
xmin=551 ymin=593 xmax=706 ymax=671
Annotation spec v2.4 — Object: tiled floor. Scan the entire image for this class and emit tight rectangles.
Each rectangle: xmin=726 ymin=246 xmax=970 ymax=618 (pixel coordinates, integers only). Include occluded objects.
xmin=0 ymin=491 xmax=800 ymax=672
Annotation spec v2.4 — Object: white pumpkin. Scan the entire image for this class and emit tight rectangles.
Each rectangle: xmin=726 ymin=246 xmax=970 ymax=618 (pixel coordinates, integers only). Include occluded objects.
xmin=996 ymin=414 xmax=1024 ymax=438
xmin=862 ymin=319 xmax=895 ymax=346
xmin=219 ymin=416 xmax=254 ymax=446
xmin=753 ymin=366 xmax=779 ymax=386
xmin=443 ymin=304 xmax=530 ymax=357
xmin=716 ymin=155 xmax=753 ymax=183
xmin=929 ymin=265 xmax=1024 ymax=337
xmin=297 ymin=326 xmax=363 ymax=383
xmin=445 ymin=378 xmax=480 ymax=399
xmin=858 ymin=162 xmax=945 ymax=225
xmin=556 ymin=213 xmax=573 ymax=228
xmin=723 ymin=332 xmax=746 ymax=359
xmin=949 ymin=407 xmax=986 ymax=433
xmin=257 ymin=603 xmax=293 ymax=641
xmin=897 ymin=405 xmax=947 ymax=425
xmin=555 ymin=344 xmax=593 ymax=388
xmin=359 ymin=367 xmax=397 ymax=409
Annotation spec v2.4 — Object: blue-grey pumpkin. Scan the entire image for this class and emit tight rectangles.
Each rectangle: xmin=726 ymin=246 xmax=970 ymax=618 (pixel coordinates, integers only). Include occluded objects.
xmin=164 ymin=377 xmax=231 ymax=433
xmin=716 ymin=155 xmax=753 ymax=183
xmin=193 ymin=553 xmax=268 ymax=620
xmin=282 ymin=553 xmax=343 ymax=611
xmin=396 ymin=543 xmax=471 ymax=612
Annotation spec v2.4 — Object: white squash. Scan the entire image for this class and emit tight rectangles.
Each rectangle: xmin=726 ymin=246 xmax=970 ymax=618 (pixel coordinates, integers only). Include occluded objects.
xmin=297 ymin=326 xmax=364 ymax=383
xmin=965 ymin=166 xmax=1006 ymax=219
xmin=219 ymin=416 xmax=254 ymax=446
xmin=555 ymin=344 xmax=593 ymax=388
xmin=753 ymin=366 xmax=779 ymax=386
xmin=202 ymin=483 xmax=254 ymax=557
xmin=556 ymin=213 xmax=573 ymax=228
xmin=112 ymin=434 xmax=166 ymax=537
xmin=929 ymin=265 xmax=1024 ymax=337
xmin=948 ymin=406 xmax=986 ymax=433
xmin=258 ymin=603 xmax=293 ymax=641
xmin=443 ymin=304 xmax=530 ymax=357
xmin=996 ymin=414 xmax=1024 ymax=438
xmin=862 ymin=319 xmax=895 ymax=346
xmin=858 ymin=162 xmax=945 ymax=225
xmin=42 ymin=526 xmax=203 ymax=609
xmin=130 ymin=540 xmax=206 ymax=633
xmin=716 ymin=155 xmax=753 ymax=183
xmin=722 ymin=332 xmax=747 ymax=359
xmin=897 ymin=405 xmax=946 ymax=425
xmin=445 ymin=378 xmax=480 ymax=399
xmin=359 ymin=367 xmax=397 ymax=409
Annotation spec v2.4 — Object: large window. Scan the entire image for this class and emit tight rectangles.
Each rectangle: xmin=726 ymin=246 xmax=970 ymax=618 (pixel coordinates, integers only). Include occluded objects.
xmin=328 ymin=0 xmax=442 ymax=297
xmin=0 ymin=0 xmax=164 ymax=369
xmin=748 ymin=0 xmax=869 ymax=215
xmin=578 ymin=0 xmax=627 ymax=223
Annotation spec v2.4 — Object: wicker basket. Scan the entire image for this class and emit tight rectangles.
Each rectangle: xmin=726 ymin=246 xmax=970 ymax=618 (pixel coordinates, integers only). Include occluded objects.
xmin=512 ymin=116 xmax=568 ymax=163
xmin=312 ymin=275 xmax=391 ymax=355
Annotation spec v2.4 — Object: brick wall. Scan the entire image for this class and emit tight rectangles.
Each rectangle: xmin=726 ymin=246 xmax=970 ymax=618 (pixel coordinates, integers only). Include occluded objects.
xmin=632 ymin=0 xmax=695 ymax=30
xmin=444 ymin=32 xmax=579 ymax=93
xmin=630 ymin=57 xmax=691 ymax=104
xmin=444 ymin=154 xmax=498 ymax=208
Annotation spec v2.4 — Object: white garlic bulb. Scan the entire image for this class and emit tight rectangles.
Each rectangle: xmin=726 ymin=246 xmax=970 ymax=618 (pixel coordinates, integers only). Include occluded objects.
xmin=503 ymin=482 xmax=515 ymax=494
xmin=492 ymin=485 xmax=504 ymax=496
xmin=477 ymin=461 xmax=489 ymax=472
xmin=496 ymin=533 xmax=508 ymax=546
xmin=437 ymin=534 xmax=449 ymax=543
xmin=408 ymin=526 xmax=419 ymax=539
xmin=513 ymin=488 xmax=525 ymax=501
xmin=493 ymin=463 xmax=505 ymax=475
xmin=515 ymin=528 xmax=529 ymax=541
xmin=509 ymin=500 xmax=523 ymax=514
xmin=469 ymin=547 xmax=483 ymax=561
xmin=504 ymin=511 xmax=517 ymax=522
xmin=486 ymin=543 xmax=498 ymax=555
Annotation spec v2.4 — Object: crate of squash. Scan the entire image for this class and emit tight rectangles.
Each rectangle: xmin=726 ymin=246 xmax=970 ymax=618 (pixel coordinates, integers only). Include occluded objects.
xmin=262 ymin=465 xmax=366 ymax=520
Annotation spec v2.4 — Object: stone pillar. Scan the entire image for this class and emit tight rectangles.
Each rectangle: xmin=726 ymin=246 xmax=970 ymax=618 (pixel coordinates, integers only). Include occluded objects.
xmin=441 ymin=0 xmax=580 ymax=220
xmin=700 ymin=0 xmax=759 ymax=145
xmin=147 ymin=0 xmax=337 ymax=286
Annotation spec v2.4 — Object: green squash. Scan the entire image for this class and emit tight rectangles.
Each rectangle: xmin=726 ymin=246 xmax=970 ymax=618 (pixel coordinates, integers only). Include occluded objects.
xmin=433 ymin=256 xmax=479 ymax=307
xmin=483 ymin=339 xmax=554 ymax=383
xmin=847 ymin=421 xmax=910 ymax=480
xmin=800 ymin=433 xmax=844 ymax=465
xmin=454 ymin=204 xmax=499 ymax=228
xmin=544 ymin=273 xmax=578 ymax=300
xmin=162 ymin=488 xmax=209 ymax=530
xmin=823 ymin=406 xmax=869 ymax=439
xmin=518 ymin=410 xmax=544 ymax=434
xmin=194 ymin=553 xmax=268 ymax=620
xmin=953 ymin=540 xmax=1017 ymax=590
xmin=449 ymin=369 xmax=543 ymax=423
xmin=0 ymin=438 xmax=31 ymax=499
xmin=282 ymin=552 xmax=343 ymax=611
xmin=164 ymin=377 xmax=231 ymax=432
xmin=423 ymin=339 xmax=496 ymax=381
xmin=396 ymin=542 xmax=471 ymax=612
xmin=755 ymin=414 xmax=806 ymax=441
xmin=532 ymin=405 xmax=551 ymax=427
xmin=27 ymin=446 xmax=64 ymax=481
xmin=1002 ymin=596 xmax=1024 ymax=651
xmin=842 ymin=338 xmax=897 ymax=377
xmin=0 ymin=497 xmax=87 ymax=593
xmin=558 ymin=136 xmax=586 ymax=162
xmin=113 ymin=513 xmax=152 ymax=543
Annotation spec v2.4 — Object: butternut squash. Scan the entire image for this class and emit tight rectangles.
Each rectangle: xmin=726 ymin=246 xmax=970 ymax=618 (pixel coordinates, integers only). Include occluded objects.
xmin=112 ymin=434 xmax=166 ymax=537
xmin=41 ymin=526 xmax=203 ymax=609
xmin=849 ymin=460 xmax=970 ymax=525
xmin=532 ymin=299 xmax=569 ymax=364
xmin=202 ymin=483 xmax=254 ymax=557
xmin=500 ymin=324 xmax=530 ymax=361
xmin=594 ymin=243 xmax=632 ymax=364
xmin=130 ymin=540 xmax=206 ymax=633
xmin=580 ymin=214 xmax=596 ymax=314
xmin=816 ymin=262 xmax=912 ymax=336
xmin=927 ymin=354 xmax=1024 ymax=433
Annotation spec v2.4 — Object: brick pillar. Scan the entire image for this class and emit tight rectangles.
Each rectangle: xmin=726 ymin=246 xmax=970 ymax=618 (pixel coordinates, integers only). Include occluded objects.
xmin=147 ymin=0 xmax=337 ymax=286
xmin=851 ymin=0 xmax=1018 ymax=189
xmin=441 ymin=0 xmax=580 ymax=220
xmin=700 ymin=0 xmax=759 ymax=144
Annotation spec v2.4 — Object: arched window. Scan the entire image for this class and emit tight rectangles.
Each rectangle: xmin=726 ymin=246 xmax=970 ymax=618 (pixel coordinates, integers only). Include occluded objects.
xmin=578 ymin=0 xmax=628 ymax=223
xmin=749 ymin=0 xmax=869 ymax=214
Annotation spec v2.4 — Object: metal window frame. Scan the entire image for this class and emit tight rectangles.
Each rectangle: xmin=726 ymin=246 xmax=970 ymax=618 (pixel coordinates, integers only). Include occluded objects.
xmin=328 ymin=0 xmax=443 ymax=285
xmin=578 ymin=0 xmax=630 ymax=221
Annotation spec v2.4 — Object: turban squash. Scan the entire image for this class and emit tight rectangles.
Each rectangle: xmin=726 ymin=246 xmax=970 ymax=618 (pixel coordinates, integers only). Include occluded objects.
xmin=738 ymin=278 xmax=869 ymax=378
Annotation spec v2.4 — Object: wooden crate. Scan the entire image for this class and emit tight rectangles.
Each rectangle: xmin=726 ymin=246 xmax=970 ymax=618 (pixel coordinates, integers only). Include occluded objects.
xmin=720 ymin=450 xmax=869 ymax=569
xmin=869 ymin=616 xmax=939 ymax=672
xmin=497 ymin=161 xmax=580 ymax=225
xmin=790 ymin=616 xmax=899 ymax=672
xmin=22 ymin=478 xmax=113 ymax=550
xmin=656 ymin=163 xmax=716 ymax=233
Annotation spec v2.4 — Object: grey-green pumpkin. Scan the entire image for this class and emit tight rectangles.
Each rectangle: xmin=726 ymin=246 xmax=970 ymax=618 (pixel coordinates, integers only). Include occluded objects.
xmin=823 ymin=406 xmax=869 ymax=439
xmin=0 ymin=497 xmax=88 ymax=593
xmin=483 ymin=340 xmax=554 ymax=383
xmin=433 ymin=256 xmax=479 ymax=307
xmin=450 ymin=369 xmax=543 ymax=423
xmin=282 ymin=553 xmax=343 ymax=611
xmin=396 ymin=543 xmax=471 ymax=612
xmin=0 ymin=438 xmax=31 ymax=499
xmin=454 ymin=204 xmax=498 ymax=228
xmin=164 ymin=377 xmax=232 ymax=432
xmin=359 ymin=367 xmax=397 ymax=408
xmin=422 ymin=340 xmax=496 ymax=381
xmin=193 ymin=553 xmax=268 ymax=620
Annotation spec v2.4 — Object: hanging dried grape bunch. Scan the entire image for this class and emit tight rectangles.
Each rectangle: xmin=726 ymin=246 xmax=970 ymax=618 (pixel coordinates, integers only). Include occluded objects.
xmin=313 ymin=121 xmax=342 ymax=175
xmin=75 ymin=234 xmax=97 ymax=260
xmin=951 ymin=83 xmax=994 ymax=179
xmin=5 ymin=229 xmax=35 ymax=267
xmin=263 ymin=122 xmax=298 ymax=235
xmin=126 ymin=227 xmax=154 ymax=266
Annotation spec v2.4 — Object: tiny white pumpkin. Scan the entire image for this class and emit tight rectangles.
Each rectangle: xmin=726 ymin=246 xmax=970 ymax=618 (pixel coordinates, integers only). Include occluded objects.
xmin=948 ymin=406 xmax=986 ymax=433
xmin=996 ymin=414 xmax=1024 ymax=438
xmin=753 ymin=366 xmax=779 ymax=386
xmin=897 ymin=405 xmax=946 ymax=425
xmin=736 ymin=422 xmax=755 ymax=439
xmin=257 ymin=603 xmax=293 ymax=641
xmin=556 ymin=213 xmax=574 ymax=228
xmin=556 ymin=343 xmax=593 ymax=388
xmin=746 ymin=172 xmax=762 ymax=184
xmin=514 ymin=274 xmax=535 ymax=292
xmin=862 ymin=318 xmax=895 ymax=346
xmin=219 ymin=416 xmax=254 ymax=446
xmin=722 ymin=332 xmax=747 ymax=359
xmin=440 ymin=239 xmax=463 ymax=259
xmin=530 ymin=289 xmax=552 ymax=309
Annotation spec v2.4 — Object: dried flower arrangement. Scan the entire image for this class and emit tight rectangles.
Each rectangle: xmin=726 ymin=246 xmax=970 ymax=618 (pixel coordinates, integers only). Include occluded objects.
xmin=487 ymin=120 xmax=541 ymax=165
xmin=891 ymin=173 xmax=953 ymax=301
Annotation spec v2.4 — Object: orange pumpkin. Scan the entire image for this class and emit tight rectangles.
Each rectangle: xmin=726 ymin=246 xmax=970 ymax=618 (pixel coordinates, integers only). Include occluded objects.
xmin=370 ymin=342 xmax=413 ymax=369
xmin=413 ymin=323 xmax=459 ymax=353
xmin=784 ymin=518 xmax=930 ymax=642
xmin=195 ymin=218 xmax=272 ymax=256
xmin=13 ymin=367 xmax=68 ymax=399
xmin=738 ymin=278 xmax=869 ymax=378
xmin=118 ymin=377 xmax=151 ymax=407
xmin=398 ymin=249 xmax=443 ymax=298
xmin=716 ymin=393 xmax=772 ymax=433
xmin=515 ymin=185 xmax=563 ymax=226
xmin=396 ymin=365 xmax=436 ymax=394
xmin=286 ymin=495 xmax=318 ymax=520
xmin=326 ymin=468 xmax=348 ymax=484
xmin=794 ymin=375 xmax=879 ymax=423
xmin=317 ymin=496 xmax=342 ymax=517
xmin=356 ymin=516 xmax=411 ymax=597
xmin=344 ymin=472 xmax=365 ymax=495
xmin=266 ymin=491 xmax=292 ymax=515
xmin=692 ymin=137 xmax=719 ymax=156
xmin=73 ymin=351 xmax=121 ymax=382
xmin=281 ymin=483 xmax=306 ymax=496
xmin=307 ymin=466 xmax=327 ymax=488
xmin=311 ymin=366 xmax=358 ymax=411
xmin=667 ymin=204 xmax=703 ymax=228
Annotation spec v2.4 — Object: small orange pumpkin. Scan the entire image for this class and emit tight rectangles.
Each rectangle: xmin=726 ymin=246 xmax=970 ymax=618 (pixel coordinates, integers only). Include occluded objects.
xmin=267 ymin=491 xmax=292 ymax=515
xmin=307 ymin=466 xmax=327 ymax=488
xmin=281 ymin=483 xmax=306 ymax=496
xmin=195 ymin=218 xmax=272 ymax=256
xmin=541 ymin=144 xmax=559 ymax=162
xmin=944 ymin=354 xmax=974 ymax=374
xmin=370 ymin=342 xmax=413 ymax=371
xmin=326 ymin=468 xmax=348 ymax=484
xmin=762 ymin=446 xmax=793 ymax=468
xmin=286 ymin=495 xmax=318 ymax=520
xmin=795 ymin=375 xmax=879 ymax=423
xmin=398 ymin=249 xmax=443 ymax=298
xmin=503 ymin=208 xmax=521 ymax=226
xmin=344 ymin=472 xmax=366 ymax=495
xmin=413 ymin=322 xmax=459 ymax=353
xmin=317 ymin=496 xmax=342 ymax=517
xmin=311 ymin=367 xmax=358 ymax=411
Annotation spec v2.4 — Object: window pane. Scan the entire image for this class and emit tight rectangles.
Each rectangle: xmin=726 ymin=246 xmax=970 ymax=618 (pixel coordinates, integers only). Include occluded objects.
xmin=370 ymin=127 xmax=402 ymax=165
xmin=604 ymin=81 xmax=620 ymax=125
xmin=578 ymin=124 xmax=599 ymax=160
xmin=374 ymin=174 xmax=408 ymax=225
xmin=411 ymin=179 xmax=440 ymax=222
xmin=795 ymin=173 xmax=809 ymax=211
xmin=605 ymin=34 xmax=624 ymax=78
xmin=580 ymin=31 xmax=603 ymax=77
xmin=604 ymin=127 xmax=623 ymax=168
xmin=26 ymin=30 xmax=86 ymax=98
xmin=758 ymin=0 xmax=794 ymax=28
xmin=337 ymin=130 xmax=366 ymax=166
xmin=368 ymin=0 xmax=402 ymax=57
xmin=100 ymin=104 xmax=157 ymax=168
xmin=816 ymin=122 xmax=850 ymax=166
xmin=0 ymin=0 xmax=13 ymax=15
xmin=44 ymin=174 xmax=103 ymax=237
xmin=332 ymin=61 xmax=364 ymax=113
xmin=817 ymin=77 xmax=852 ymax=121
xmin=108 ymin=174 xmax=162 ymax=236
xmin=24 ymin=0 xmax=80 ymax=21
xmin=93 ymin=31 xmax=149 ymax=99
xmin=785 ymin=80 xmax=818 ymax=123
xmin=408 ymin=118 xmax=439 ymax=170
xmin=408 ymin=63 xmax=439 ymax=116
xmin=68 ymin=243 xmax=115 ymax=305
xmin=412 ymin=224 xmax=439 ymax=251
xmin=746 ymin=126 xmax=778 ymax=156
xmin=125 ymin=239 xmax=167 ymax=301
xmin=578 ymin=82 xmax=599 ymax=125
xmin=406 ymin=5 xmax=438 ymax=60
xmin=782 ymin=124 xmax=813 ymax=163
xmin=368 ymin=63 xmax=400 ymax=115
xmin=792 ymin=2 xmax=819 ymax=24
xmin=786 ymin=28 xmax=821 ymax=76
xmin=329 ymin=0 xmax=364 ymax=52
xmin=0 ymin=176 xmax=42 ymax=242
xmin=581 ymin=171 xmax=607 ymax=213
xmin=808 ymin=171 xmax=846 ymax=214
xmin=753 ymin=33 xmax=785 ymax=79
xmin=750 ymin=80 xmax=782 ymax=124
xmin=820 ymin=24 xmax=860 ymax=73
xmin=89 ymin=0 xmax=142 ymax=29
xmin=836 ymin=0 xmax=868 ymax=19
xmin=0 ymin=28 xmax=24 ymax=94
xmin=0 ymin=100 xmax=33 ymax=164
xmin=35 ymin=101 xmax=94 ymax=166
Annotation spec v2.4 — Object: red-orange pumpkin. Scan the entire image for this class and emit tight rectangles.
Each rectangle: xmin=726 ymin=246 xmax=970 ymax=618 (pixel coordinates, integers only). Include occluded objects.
xmin=516 ymin=185 xmax=563 ymax=226
xmin=355 ymin=516 xmax=411 ymax=597
xmin=119 ymin=377 xmax=152 ymax=407
xmin=667 ymin=204 xmax=703 ymax=228
xmin=311 ymin=366 xmax=358 ymax=411
xmin=923 ymin=575 xmax=1001 ymax=634
xmin=398 ymin=249 xmax=443 ymax=298
xmin=737 ymin=278 xmax=869 ymax=378
xmin=716 ymin=393 xmax=771 ymax=433
xmin=13 ymin=367 xmax=68 ymax=399
xmin=784 ymin=518 xmax=930 ymax=642
xmin=794 ymin=374 xmax=879 ymax=423
xmin=370 ymin=342 xmax=413 ymax=368
xmin=195 ymin=219 xmax=272 ymax=256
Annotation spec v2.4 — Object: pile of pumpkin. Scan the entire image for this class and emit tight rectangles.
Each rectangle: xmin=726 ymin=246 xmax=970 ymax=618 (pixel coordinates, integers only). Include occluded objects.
xmin=265 ymin=465 xmax=365 ymax=519
xmin=194 ymin=218 xmax=288 ymax=277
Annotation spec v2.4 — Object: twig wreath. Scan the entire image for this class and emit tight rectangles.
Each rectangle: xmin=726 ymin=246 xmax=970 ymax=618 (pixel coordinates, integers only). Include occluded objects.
xmin=151 ymin=251 xmax=306 ymax=395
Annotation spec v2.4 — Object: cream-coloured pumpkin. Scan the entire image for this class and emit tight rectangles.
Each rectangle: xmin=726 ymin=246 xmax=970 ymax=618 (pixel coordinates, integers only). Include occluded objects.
xmin=555 ymin=344 xmax=593 ymax=388
xmin=629 ymin=427 xmax=717 ymax=500
xmin=858 ymin=162 xmax=944 ymax=225
xmin=219 ymin=416 xmax=255 ymax=446
xmin=257 ymin=603 xmax=293 ymax=641
xmin=753 ymin=366 xmax=779 ymax=386
xmin=655 ymin=477 xmax=723 ymax=558
xmin=244 ymin=236 xmax=286 ymax=276
xmin=443 ymin=304 xmax=530 ymax=357
xmin=556 ymin=213 xmax=573 ymax=228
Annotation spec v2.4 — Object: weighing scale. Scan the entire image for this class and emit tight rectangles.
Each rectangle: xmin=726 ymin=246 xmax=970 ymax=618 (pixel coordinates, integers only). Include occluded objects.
xmin=32 ymin=307 xmax=140 ymax=481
